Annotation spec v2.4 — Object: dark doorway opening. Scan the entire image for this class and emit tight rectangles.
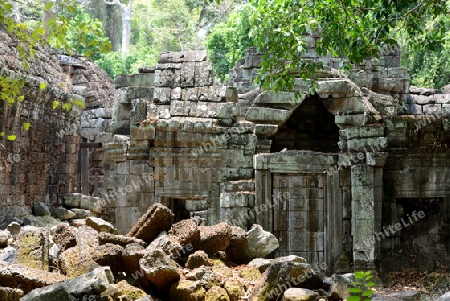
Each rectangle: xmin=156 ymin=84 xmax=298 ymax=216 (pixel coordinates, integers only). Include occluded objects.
xmin=271 ymin=95 xmax=340 ymax=153
xmin=389 ymin=198 xmax=448 ymax=272
xmin=168 ymin=198 xmax=190 ymax=222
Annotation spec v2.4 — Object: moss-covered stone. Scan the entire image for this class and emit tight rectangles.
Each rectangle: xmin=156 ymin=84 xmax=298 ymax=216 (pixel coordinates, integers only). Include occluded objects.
xmin=224 ymin=278 xmax=245 ymax=301
xmin=205 ymin=286 xmax=230 ymax=301
xmin=239 ymin=266 xmax=261 ymax=282
xmin=14 ymin=227 xmax=49 ymax=271
xmin=170 ymin=280 xmax=206 ymax=301
xmin=114 ymin=280 xmax=147 ymax=300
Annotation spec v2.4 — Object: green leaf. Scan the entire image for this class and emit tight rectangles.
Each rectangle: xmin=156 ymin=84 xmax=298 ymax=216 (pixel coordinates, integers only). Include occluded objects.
xmin=349 ymin=288 xmax=363 ymax=294
xmin=18 ymin=95 xmax=24 ymax=102
xmin=348 ymin=296 xmax=361 ymax=301
xmin=45 ymin=1 xmax=54 ymax=10
xmin=72 ymin=98 xmax=85 ymax=109
xmin=40 ymin=82 xmax=47 ymax=90
xmin=0 ymin=132 xmax=4 ymax=137
xmin=7 ymin=135 xmax=16 ymax=141
xmin=62 ymin=103 xmax=73 ymax=111
xmin=52 ymin=100 xmax=59 ymax=109
xmin=362 ymin=290 xmax=374 ymax=297
xmin=23 ymin=123 xmax=31 ymax=131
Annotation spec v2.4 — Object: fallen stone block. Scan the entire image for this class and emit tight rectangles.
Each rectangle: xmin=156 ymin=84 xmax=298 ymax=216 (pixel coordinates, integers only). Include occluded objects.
xmin=139 ymin=248 xmax=181 ymax=291
xmin=0 ymin=262 xmax=66 ymax=294
xmin=85 ymin=216 xmax=118 ymax=234
xmin=127 ymin=203 xmax=174 ymax=242
xmin=20 ymin=266 xmax=116 ymax=301
xmin=98 ymin=232 xmax=146 ymax=247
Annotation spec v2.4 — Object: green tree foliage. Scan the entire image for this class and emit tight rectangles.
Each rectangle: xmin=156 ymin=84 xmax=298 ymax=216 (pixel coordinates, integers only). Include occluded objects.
xmin=0 ymin=0 xmax=110 ymax=139
xmin=208 ymin=0 xmax=448 ymax=92
xmin=400 ymin=13 xmax=450 ymax=90
xmin=205 ymin=3 xmax=255 ymax=82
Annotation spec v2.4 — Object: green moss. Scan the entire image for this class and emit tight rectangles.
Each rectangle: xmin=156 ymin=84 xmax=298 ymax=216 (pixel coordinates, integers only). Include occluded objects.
xmin=239 ymin=266 xmax=261 ymax=282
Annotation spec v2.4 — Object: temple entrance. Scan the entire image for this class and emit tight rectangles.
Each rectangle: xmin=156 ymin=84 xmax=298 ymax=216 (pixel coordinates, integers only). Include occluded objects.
xmin=272 ymin=173 xmax=326 ymax=264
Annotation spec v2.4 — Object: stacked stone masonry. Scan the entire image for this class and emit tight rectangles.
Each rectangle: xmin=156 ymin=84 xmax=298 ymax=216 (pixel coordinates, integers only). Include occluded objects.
xmin=105 ymin=47 xmax=450 ymax=273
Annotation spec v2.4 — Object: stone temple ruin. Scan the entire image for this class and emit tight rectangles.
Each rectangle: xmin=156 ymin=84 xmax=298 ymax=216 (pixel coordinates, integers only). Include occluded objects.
xmin=103 ymin=47 xmax=450 ymax=274
xmin=1 ymin=27 xmax=450 ymax=277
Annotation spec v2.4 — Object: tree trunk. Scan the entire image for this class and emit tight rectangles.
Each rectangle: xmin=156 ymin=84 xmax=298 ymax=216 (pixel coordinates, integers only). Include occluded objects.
xmin=121 ymin=4 xmax=131 ymax=55
xmin=103 ymin=0 xmax=132 ymax=55
xmin=42 ymin=0 xmax=56 ymax=35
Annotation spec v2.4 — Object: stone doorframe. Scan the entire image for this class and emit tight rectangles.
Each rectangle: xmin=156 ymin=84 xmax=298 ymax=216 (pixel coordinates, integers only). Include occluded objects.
xmin=254 ymin=151 xmax=339 ymax=274
xmin=254 ymin=150 xmax=387 ymax=273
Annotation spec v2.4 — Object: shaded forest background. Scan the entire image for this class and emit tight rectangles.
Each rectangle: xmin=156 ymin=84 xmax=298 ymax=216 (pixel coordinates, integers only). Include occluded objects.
xmin=8 ymin=0 xmax=450 ymax=90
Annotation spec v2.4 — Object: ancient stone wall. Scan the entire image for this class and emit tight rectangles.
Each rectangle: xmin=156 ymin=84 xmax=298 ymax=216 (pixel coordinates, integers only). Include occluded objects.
xmin=103 ymin=47 xmax=409 ymax=272
xmin=0 ymin=28 xmax=81 ymax=226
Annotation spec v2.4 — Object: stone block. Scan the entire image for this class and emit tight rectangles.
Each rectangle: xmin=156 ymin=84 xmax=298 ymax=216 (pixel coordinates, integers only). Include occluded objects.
xmin=197 ymin=86 xmax=210 ymax=101
xmin=212 ymin=86 xmax=238 ymax=103
xmin=154 ymin=69 xmax=175 ymax=87
xmin=422 ymin=104 xmax=441 ymax=115
xmin=346 ymin=126 xmax=385 ymax=140
xmin=245 ymin=107 xmax=291 ymax=125
xmin=217 ymin=103 xmax=239 ymax=119
xmin=335 ymin=114 xmax=367 ymax=126
xmin=220 ymin=193 xmax=254 ymax=207
xmin=171 ymin=100 xmax=197 ymax=116
xmin=153 ymin=87 xmax=171 ymax=104
xmin=130 ymin=99 xmax=147 ymax=124
xmin=316 ymin=79 xmax=355 ymax=98
xmin=195 ymin=61 xmax=213 ymax=86
xmin=346 ymin=137 xmax=388 ymax=152
xmin=253 ymin=124 xmax=278 ymax=138
xmin=413 ymin=94 xmax=431 ymax=105
xmin=171 ymin=87 xmax=182 ymax=100
xmin=130 ymin=125 xmax=156 ymax=140
xmin=115 ymin=73 xmax=155 ymax=88
xmin=181 ymin=88 xmax=199 ymax=101
xmin=181 ymin=62 xmax=196 ymax=87
xmin=253 ymin=91 xmax=303 ymax=107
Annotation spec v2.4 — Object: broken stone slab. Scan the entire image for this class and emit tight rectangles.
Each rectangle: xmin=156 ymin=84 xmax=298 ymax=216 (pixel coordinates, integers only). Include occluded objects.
xmin=436 ymin=292 xmax=450 ymax=301
xmin=114 ymin=280 xmax=147 ymax=300
xmin=51 ymin=207 xmax=76 ymax=220
xmin=91 ymin=243 xmax=124 ymax=275
xmin=85 ymin=216 xmax=118 ymax=234
xmin=282 ymin=288 xmax=319 ymax=301
xmin=98 ymin=232 xmax=146 ymax=247
xmin=243 ymin=224 xmax=279 ymax=261
xmin=146 ymin=232 xmax=183 ymax=260
xmin=59 ymin=225 xmax=100 ymax=278
xmin=245 ymin=107 xmax=292 ymax=125
xmin=13 ymin=226 xmax=49 ymax=271
xmin=409 ymin=85 xmax=437 ymax=96
xmin=224 ymin=278 xmax=245 ymax=301
xmin=127 ymin=203 xmax=174 ymax=243
xmin=20 ymin=266 xmax=116 ymax=301
xmin=139 ymin=248 xmax=181 ymax=291
xmin=197 ymin=222 xmax=232 ymax=255
xmin=0 ymin=262 xmax=66 ymax=294
xmin=70 ymin=208 xmax=91 ymax=219
xmin=32 ymin=202 xmax=50 ymax=216
xmin=169 ymin=219 xmax=200 ymax=248
xmin=250 ymin=256 xmax=322 ymax=301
